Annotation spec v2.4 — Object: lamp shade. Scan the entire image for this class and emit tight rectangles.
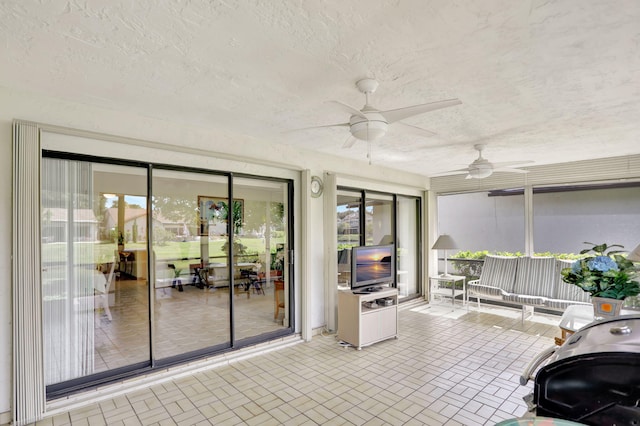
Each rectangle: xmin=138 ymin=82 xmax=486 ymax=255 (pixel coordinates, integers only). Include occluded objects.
xmin=628 ymin=243 xmax=640 ymax=262
xmin=432 ymin=234 xmax=458 ymax=250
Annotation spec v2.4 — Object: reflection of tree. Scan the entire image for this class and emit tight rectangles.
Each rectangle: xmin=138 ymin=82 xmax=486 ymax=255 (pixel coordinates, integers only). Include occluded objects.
xmin=152 ymin=223 xmax=175 ymax=246
xmin=42 ymin=209 xmax=53 ymax=225
xmin=96 ymin=193 xmax=108 ymax=240
xmin=152 ymin=197 xmax=198 ymax=232
xmin=109 ymin=199 xmax=144 ymax=209
xmin=243 ymin=201 xmax=285 ymax=233
xmin=221 ymin=239 xmax=247 ymax=256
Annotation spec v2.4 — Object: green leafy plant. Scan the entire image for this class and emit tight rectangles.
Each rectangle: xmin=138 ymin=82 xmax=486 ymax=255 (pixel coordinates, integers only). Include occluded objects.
xmin=561 ymin=242 xmax=640 ymax=300
xmin=221 ymin=239 xmax=247 ymax=257
xmin=450 ymin=251 xmax=488 ymax=280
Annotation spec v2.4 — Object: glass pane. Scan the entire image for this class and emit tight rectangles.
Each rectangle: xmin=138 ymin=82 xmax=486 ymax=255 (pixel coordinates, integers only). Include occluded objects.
xmin=437 ymin=190 xmax=525 ymax=275
xmin=337 ymin=191 xmax=361 ymax=289
xmin=397 ymin=196 xmax=420 ymax=298
xmin=233 ymin=177 xmax=290 ymax=337
xmin=152 ymin=170 xmax=231 ymax=358
xmin=42 ymin=159 xmax=150 ymax=386
xmin=365 ymin=193 xmax=393 ymax=246
xmin=533 ymin=186 xmax=640 ymax=253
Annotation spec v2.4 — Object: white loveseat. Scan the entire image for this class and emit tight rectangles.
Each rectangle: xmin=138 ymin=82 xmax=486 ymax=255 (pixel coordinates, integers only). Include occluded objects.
xmin=467 ymin=255 xmax=592 ymax=321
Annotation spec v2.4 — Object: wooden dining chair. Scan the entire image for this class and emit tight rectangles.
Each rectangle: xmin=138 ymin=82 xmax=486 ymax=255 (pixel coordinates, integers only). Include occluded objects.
xmin=274 ymin=279 xmax=285 ymax=320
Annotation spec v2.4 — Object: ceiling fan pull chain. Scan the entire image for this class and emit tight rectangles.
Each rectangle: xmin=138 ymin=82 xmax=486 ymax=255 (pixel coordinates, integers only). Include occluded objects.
xmin=367 ymin=141 xmax=372 ymax=165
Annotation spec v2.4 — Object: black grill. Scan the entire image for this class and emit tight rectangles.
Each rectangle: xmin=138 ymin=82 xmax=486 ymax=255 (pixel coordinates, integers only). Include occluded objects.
xmin=523 ymin=315 xmax=640 ymax=425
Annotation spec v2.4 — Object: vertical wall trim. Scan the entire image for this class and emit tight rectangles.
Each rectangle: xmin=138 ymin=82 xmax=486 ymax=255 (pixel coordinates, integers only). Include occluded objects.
xmin=12 ymin=120 xmax=45 ymax=425
xmin=524 ymin=185 xmax=534 ymax=256
xmin=425 ymin=191 xmax=438 ymax=300
xmin=323 ymin=172 xmax=338 ymax=332
xmin=300 ymin=170 xmax=312 ymax=341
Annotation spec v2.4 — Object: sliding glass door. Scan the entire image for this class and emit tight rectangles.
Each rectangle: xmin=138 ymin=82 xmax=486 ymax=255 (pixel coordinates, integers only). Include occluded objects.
xmin=232 ymin=177 xmax=290 ymax=336
xmin=337 ymin=191 xmax=362 ymax=289
xmin=365 ymin=193 xmax=394 ymax=245
xmin=42 ymin=159 xmax=150 ymax=388
xmin=336 ymin=189 xmax=422 ymax=300
xmin=151 ymin=169 xmax=231 ymax=360
xmin=397 ymin=196 xmax=421 ymax=298
xmin=41 ymin=154 xmax=293 ymax=395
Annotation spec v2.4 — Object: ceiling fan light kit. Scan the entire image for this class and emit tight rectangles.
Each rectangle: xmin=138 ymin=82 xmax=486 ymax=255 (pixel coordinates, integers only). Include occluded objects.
xmin=303 ymin=78 xmax=462 ymax=160
xmin=350 ymin=79 xmax=388 ymax=142
xmin=350 ymin=117 xmax=388 ymax=141
xmin=434 ymin=143 xmax=533 ymax=179
xmin=467 ymin=164 xmax=493 ymax=179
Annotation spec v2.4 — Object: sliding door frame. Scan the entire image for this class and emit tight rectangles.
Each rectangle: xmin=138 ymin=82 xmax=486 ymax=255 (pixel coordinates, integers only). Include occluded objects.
xmin=37 ymin=151 xmax=295 ymax=398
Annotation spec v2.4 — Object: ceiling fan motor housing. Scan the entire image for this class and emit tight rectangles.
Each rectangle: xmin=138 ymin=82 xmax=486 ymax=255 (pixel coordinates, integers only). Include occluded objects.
xmin=350 ymin=112 xmax=388 ymax=141
xmin=468 ymin=161 xmax=493 ymax=179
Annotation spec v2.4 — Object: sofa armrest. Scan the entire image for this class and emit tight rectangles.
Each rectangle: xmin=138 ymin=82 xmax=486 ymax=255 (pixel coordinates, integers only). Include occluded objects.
xmin=468 ymin=282 xmax=506 ymax=298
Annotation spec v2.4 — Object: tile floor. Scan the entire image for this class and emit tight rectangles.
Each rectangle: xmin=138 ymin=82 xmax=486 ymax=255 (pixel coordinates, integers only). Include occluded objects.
xmin=29 ymin=300 xmax=561 ymax=425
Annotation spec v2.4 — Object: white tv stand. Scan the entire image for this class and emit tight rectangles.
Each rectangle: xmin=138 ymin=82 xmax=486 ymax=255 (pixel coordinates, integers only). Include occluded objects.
xmin=337 ymin=287 xmax=398 ymax=350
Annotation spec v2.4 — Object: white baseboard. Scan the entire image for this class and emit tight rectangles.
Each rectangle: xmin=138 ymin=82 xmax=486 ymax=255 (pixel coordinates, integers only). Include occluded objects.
xmin=0 ymin=410 xmax=11 ymax=425
xmin=311 ymin=326 xmax=334 ymax=336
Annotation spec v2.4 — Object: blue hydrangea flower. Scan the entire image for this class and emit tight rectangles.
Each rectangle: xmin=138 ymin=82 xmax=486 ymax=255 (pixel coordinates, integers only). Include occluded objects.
xmin=571 ymin=260 xmax=582 ymax=273
xmin=587 ymin=256 xmax=619 ymax=272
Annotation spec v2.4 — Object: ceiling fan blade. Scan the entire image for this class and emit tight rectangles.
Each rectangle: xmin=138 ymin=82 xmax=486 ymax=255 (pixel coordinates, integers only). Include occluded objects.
xmin=465 ymin=174 xmax=473 ymax=180
xmin=429 ymin=168 xmax=470 ymax=177
xmin=493 ymin=167 xmax=529 ymax=174
xmin=342 ymin=135 xmax=357 ymax=148
xmin=491 ymin=160 xmax=533 ymax=168
xmin=327 ymin=100 xmax=367 ymax=120
xmin=380 ymin=98 xmax=462 ymax=124
xmin=285 ymin=122 xmax=350 ymax=133
xmin=394 ymin=122 xmax=438 ymax=137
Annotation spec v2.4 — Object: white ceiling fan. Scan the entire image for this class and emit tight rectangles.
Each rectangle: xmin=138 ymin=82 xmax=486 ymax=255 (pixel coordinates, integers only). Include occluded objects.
xmin=299 ymin=78 xmax=462 ymax=162
xmin=434 ymin=144 xmax=533 ymax=179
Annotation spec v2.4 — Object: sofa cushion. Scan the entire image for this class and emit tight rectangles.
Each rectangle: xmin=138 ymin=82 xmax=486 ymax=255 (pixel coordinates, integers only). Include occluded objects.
xmin=467 ymin=283 xmax=506 ymax=298
xmin=503 ymin=293 xmax=546 ymax=306
xmin=511 ymin=256 xmax=557 ymax=298
xmin=478 ymin=255 xmax=519 ymax=292
xmin=545 ymin=298 xmax=591 ymax=310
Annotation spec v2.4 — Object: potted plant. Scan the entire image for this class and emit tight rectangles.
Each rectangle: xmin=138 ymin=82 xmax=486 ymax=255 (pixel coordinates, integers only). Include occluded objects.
xmin=170 ymin=266 xmax=184 ymax=292
xmin=117 ymin=231 xmax=125 ymax=251
xmin=561 ymin=242 xmax=640 ymax=318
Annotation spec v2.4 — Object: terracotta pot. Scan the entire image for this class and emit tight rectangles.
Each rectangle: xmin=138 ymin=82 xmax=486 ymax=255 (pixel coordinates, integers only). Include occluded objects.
xmin=592 ymin=296 xmax=624 ymax=320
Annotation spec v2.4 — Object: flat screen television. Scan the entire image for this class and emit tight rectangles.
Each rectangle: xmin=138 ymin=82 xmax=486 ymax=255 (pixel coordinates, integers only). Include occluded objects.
xmin=351 ymin=244 xmax=395 ymax=291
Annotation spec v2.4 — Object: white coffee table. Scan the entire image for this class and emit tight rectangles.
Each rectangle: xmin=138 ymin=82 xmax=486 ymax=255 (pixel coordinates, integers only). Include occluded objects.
xmin=556 ymin=304 xmax=634 ymax=345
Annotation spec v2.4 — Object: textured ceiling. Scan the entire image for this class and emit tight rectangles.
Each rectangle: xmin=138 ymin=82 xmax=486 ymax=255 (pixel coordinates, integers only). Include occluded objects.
xmin=1 ymin=1 xmax=639 ymax=177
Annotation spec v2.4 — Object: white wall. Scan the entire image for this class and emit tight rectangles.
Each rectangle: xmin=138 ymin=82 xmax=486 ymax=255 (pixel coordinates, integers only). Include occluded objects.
xmin=0 ymin=85 xmax=428 ymax=417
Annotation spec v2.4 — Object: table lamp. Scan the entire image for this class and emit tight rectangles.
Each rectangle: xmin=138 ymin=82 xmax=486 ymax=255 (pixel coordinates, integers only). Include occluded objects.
xmin=432 ymin=234 xmax=458 ymax=277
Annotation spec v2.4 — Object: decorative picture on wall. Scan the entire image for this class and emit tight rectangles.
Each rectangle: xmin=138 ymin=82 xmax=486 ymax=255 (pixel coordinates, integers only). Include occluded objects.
xmin=198 ymin=196 xmax=244 ymax=236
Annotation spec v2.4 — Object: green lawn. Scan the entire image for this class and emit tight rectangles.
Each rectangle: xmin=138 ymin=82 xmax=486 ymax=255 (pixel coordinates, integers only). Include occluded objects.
xmin=42 ymin=236 xmax=285 ymax=271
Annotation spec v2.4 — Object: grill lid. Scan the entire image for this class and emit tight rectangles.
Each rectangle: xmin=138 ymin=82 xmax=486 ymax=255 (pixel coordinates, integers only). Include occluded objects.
xmin=533 ymin=315 xmax=640 ymax=424
xmin=551 ymin=315 xmax=640 ymax=362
